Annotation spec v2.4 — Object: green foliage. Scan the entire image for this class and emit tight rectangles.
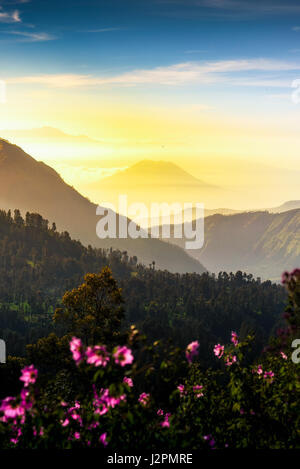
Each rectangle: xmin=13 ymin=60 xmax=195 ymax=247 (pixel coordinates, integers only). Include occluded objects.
xmin=54 ymin=267 xmax=124 ymax=344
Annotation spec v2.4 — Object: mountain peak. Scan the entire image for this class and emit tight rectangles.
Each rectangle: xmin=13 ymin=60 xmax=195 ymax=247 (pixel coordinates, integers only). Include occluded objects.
xmin=99 ymin=159 xmax=214 ymax=188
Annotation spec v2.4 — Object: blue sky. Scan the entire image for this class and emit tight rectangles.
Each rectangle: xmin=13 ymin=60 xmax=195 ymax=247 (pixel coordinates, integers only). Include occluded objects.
xmin=1 ymin=0 xmax=300 ymax=74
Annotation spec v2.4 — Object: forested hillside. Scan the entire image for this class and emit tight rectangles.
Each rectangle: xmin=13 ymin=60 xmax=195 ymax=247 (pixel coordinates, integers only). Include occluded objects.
xmin=0 ymin=209 xmax=286 ymax=363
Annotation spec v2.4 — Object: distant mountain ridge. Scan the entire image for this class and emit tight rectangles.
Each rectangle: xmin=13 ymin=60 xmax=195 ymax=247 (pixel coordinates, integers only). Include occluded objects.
xmin=269 ymin=200 xmax=300 ymax=213
xmin=158 ymin=209 xmax=300 ymax=280
xmin=0 ymin=127 xmax=100 ymax=144
xmin=0 ymin=138 xmax=206 ymax=274
xmin=179 ymin=201 xmax=300 ymax=220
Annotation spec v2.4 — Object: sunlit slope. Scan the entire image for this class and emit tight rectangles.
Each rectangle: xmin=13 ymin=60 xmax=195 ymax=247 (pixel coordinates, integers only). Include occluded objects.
xmin=0 ymin=139 xmax=206 ymax=274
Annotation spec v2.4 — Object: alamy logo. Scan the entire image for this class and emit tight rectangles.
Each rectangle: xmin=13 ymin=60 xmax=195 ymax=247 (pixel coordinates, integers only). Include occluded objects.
xmin=96 ymin=196 xmax=205 ymax=250
xmin=291 ymin=339 xmax=300 ymax=364
xmin=0 ymin=339 xmax=6 ymax=364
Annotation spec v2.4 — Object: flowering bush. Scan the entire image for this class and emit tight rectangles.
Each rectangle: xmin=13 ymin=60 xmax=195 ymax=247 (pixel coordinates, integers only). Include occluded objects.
xmin=0 ymin=269 xmax=299 ymax=449
xmin=0 ymin=328 xmax=299 ymax=449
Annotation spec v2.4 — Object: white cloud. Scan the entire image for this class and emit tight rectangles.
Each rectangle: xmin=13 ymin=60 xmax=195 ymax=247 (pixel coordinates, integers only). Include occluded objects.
xmin=201 ymin=0 xmax=300 ymax=13
xmin=161 ymin=0 xmax=300 ymax=13
xmin=0 ymin=7 xmax=21 ymax=23
xmin=228 ymin=78 xmax=292 ymax=88
xmin=81 ymin=27 xmax=122 ymax=33
xmin=6 ymin=58 xmax=300 ymax=88
xmin=7 ymin=74 xmax=98 ymax=87
xmin=3 ymin=30 xmax=56 ymax=41
xmin=266 ymin=93 xmax=291 ymax=100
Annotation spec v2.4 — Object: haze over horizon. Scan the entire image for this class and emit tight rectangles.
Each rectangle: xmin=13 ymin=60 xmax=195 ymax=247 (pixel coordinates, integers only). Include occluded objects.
xmin=1 ymin=0 xmax=300 ymax=208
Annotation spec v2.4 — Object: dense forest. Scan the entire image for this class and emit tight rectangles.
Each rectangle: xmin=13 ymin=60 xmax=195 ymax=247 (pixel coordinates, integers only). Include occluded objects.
xmin=0 ymin=209 xmax=286 ymax=362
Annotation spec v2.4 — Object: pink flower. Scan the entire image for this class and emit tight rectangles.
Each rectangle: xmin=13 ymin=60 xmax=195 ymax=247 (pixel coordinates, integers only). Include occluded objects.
xmin=177 ymin=384 xmax=186 ymax=396
xmin=88 ymin=422 xmax=99 ymax=430
xmin=19 ymin=365 xmax=38 ymax=387
xmin=74 ymin=432 xmax=80 ymax=440
xmin=94 ymin=405 xmax=108 ymax=416
xmin=193 ymin=385 xmax=204 ymax=398
xmin=0 ymin=397 xmax=25 ymax=421
xmin=157 ymin=409 xmax=164 ymax=416
xmin=138 ymin=392 xmax=150 ymax=407
xmin=70 ymin=411 xmax=81 ymax=422
xmin=123 ymin=377 xmax=133 ymax=387
xmin=20 ymin=388 xmax=33 ymax=411
xmin=225 ymin=355 xmax=237 ymax=367
xmin=86 ymin=345 xmax=109 ymax=367
xmin=231 ymin=331 xmax=238 ymax=347
xmin=282 ymin=269 xmax=300 ymax=285
xmin=70 ymin=337 xmax=85 ymax=365
xmin=100 ymin=432 xmax=108 ymax=447
xmin=280 ymin=351 xmax=288 ymax=360
xmin=185 ymin=341 xmax=199 ymax=364
xmin=281 ymin=271 xmax=290 ymax=284
xmin=214 ymin=344 xmax=224 ymax=359
xmin=161 ymin=413 xmax=171 ymax=428
xmin=113 ymin=346 xmax=134 ymax=366
xmin=252 ymin=364 xmax=263 ymax=375
xmin=93 ymin=387 xmax=126 ymax=416
xmin=263 ymin=370 xmax=275 ymax=383
xmin=33 ymin=426 xmax=43 ymax=437
xmin=10 ymin=427 xmax=22 ymax=445
xmin=203 ymin=434 xmax=215 ymax=449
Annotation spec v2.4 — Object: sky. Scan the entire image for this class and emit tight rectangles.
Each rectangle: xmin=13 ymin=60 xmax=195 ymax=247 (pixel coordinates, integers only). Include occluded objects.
xmin=1 ymin=0 xmax=300 ymax=208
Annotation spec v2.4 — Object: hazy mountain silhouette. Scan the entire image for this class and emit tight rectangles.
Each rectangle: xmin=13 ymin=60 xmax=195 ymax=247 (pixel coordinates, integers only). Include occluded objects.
xmin=157 ymin=209 xmax=300 ymax=281
xmin=0 ymin=127 xmax=99 ymax=144
xmin=95 ymin=160 xmax=216 ymax=188
xmin=86 ymin=159 xmax=221 ymax=208
xmin=179 ymin=201 xmax=300 ymax=222
xmin=268 ymin=200 xmax=300 ymax=213
xmin=0 ymin=138 xmax=206 ymax=274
